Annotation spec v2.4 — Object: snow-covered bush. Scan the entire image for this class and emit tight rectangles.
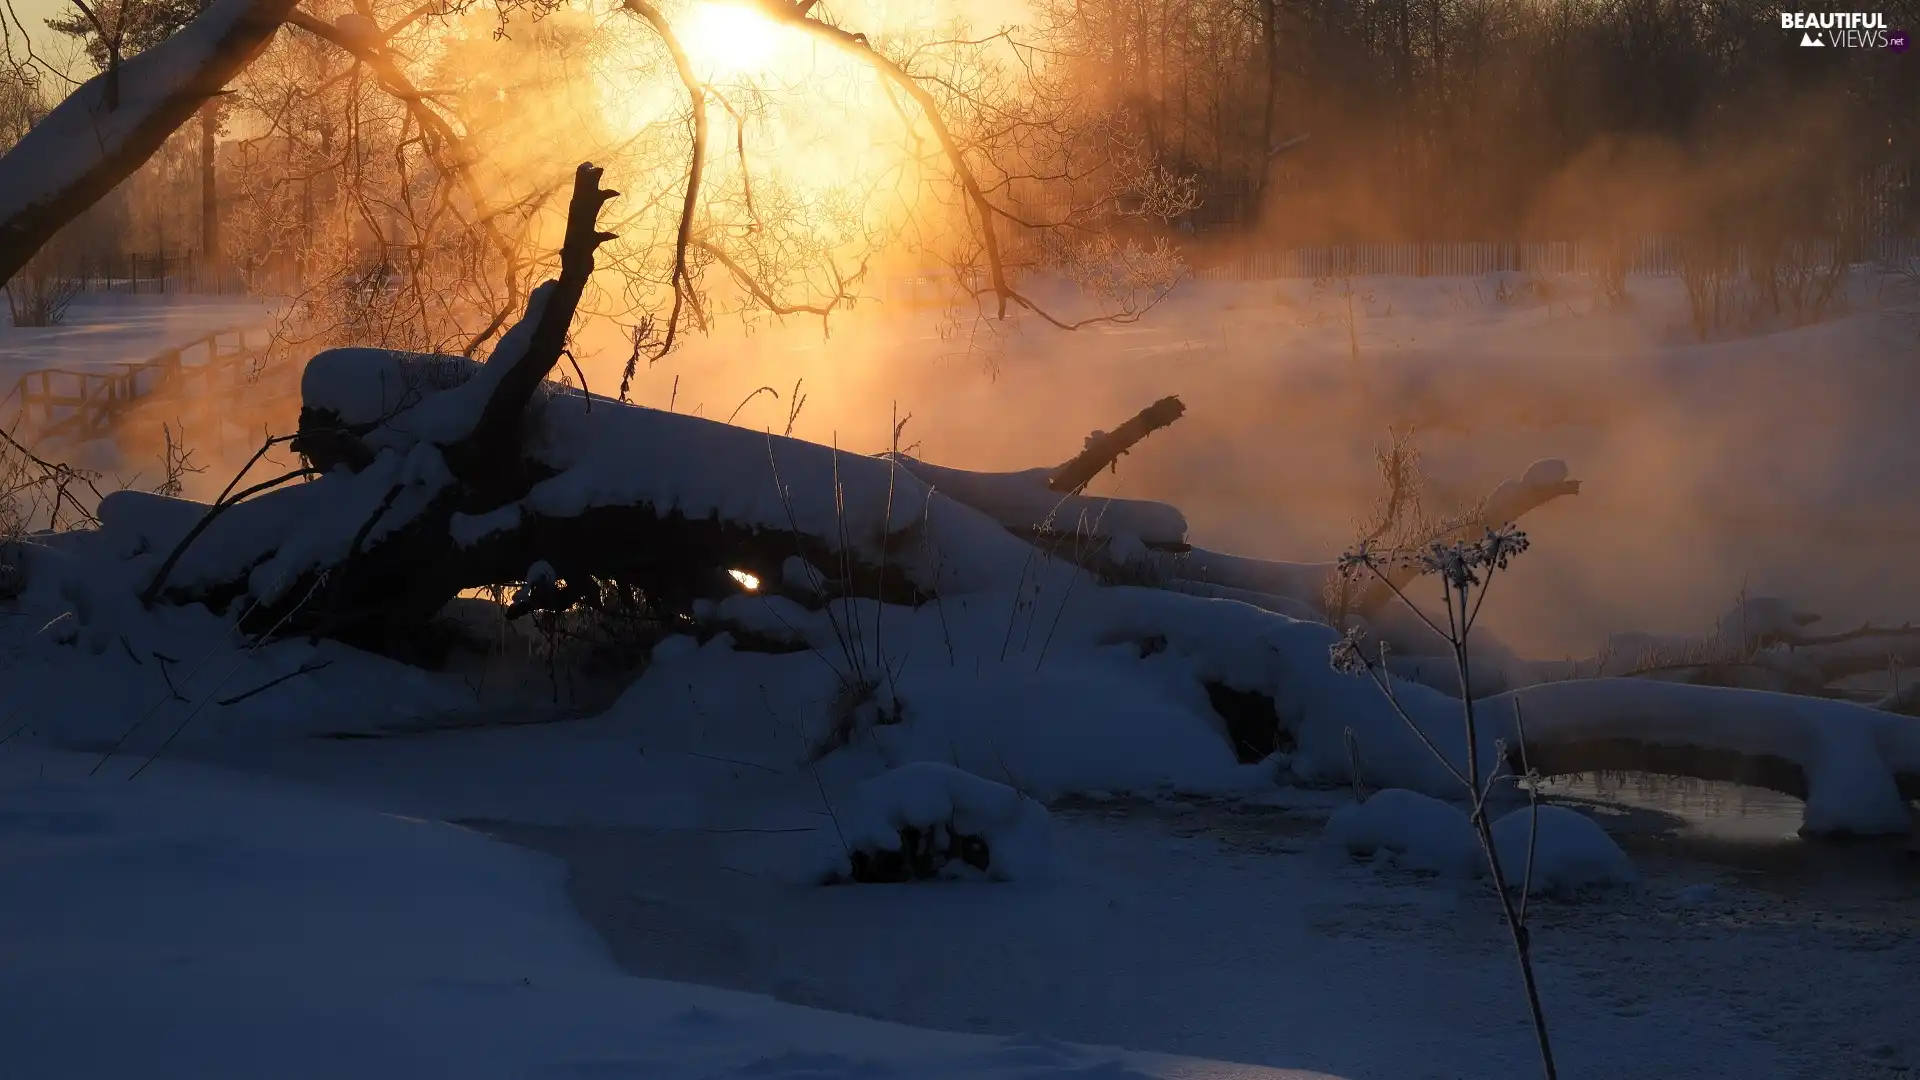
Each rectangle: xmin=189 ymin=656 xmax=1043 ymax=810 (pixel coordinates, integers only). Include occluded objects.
xmin=1321 ymin=788 xmax=1480 ymax=877
xmin=1492 ymin=805 xmax=1637 ymax=896
xmin=830 ymin=763 xmax=1051 ymax=883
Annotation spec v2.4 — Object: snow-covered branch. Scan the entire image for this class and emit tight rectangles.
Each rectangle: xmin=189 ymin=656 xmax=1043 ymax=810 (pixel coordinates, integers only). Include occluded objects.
xmin=0 ymin=0 xmax=301 ymax=282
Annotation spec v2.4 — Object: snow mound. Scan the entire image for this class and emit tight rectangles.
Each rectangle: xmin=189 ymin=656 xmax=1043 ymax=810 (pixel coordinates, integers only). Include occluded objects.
xmin=1320 ymin=789 xmax=1480 ymax=877
xmin=1491 ymin=805 xmax=1637 ymax=895
xmin=876 ymin=663 xmax=1250 ymax=802
xmin=837 ymin=763 xmax=1052 ymax=882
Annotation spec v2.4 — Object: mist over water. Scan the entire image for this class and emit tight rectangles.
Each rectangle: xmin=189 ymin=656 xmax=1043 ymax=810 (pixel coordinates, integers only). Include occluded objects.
xmin=562 ymin=272 xmax=1920 ymax=659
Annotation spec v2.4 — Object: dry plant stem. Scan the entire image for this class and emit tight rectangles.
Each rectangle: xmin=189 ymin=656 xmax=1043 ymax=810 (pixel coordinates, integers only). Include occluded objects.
xmin=1514 ymin=699 xmax=1543 ymax=918
xmin=126 ymin=571 xmax=331 ymax=780
xmin=764 ymin=437 xmax=867 ymax=689
xmin=726 ymin=386 xmax=778 ymax=426
xmin=0 ymin=427 xmax=104 ymax=529
xmin=91 ymin=590 xmax=271 ymax=776
xmin=215 ymin=658 xmax=332 ymax=706
xmin=1445 ymin=580 xmax=1556 ymax=1080
xmin=1346 ymin=553 xmax=1558 ymax=1080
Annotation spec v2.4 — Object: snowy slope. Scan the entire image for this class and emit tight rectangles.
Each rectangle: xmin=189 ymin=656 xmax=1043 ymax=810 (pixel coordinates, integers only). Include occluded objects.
xmin=0 ymin=751 xmax=1340 ymax=1080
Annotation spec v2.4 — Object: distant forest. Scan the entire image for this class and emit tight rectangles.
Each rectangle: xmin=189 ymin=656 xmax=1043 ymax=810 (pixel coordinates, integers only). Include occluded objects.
xmin=1034 ymin=0 xmax=1920 ymax=243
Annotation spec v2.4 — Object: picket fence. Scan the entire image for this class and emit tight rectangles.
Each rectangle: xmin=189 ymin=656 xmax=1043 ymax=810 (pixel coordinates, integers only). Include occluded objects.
xmin=1194 ymin=234 xmax=1920 ymax=282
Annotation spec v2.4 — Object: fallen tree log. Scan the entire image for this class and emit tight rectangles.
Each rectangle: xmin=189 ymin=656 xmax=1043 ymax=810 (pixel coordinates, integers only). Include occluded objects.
xmin=1046 ymin=395 xmax=1186 ymax=494
xmin=885 ymin=395 xmax=1191 ymax=548
xmin=1085 ymin=587 xmax=1920 ymax=835
xmin=893 ymin=416 xmax=1578 ymax=624
xmin=1491 ymin=679 xmax=1920 ymax=834
xmin=124 ymin=164 xmax=1035 ymax=652
xmin=887 ymin=455 xmax=1188 ymax=548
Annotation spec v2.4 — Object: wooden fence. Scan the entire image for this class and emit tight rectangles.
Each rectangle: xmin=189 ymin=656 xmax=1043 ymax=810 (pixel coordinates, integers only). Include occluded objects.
xmin=21 ymin=252 xmax=306 ymax=297
xmin=2 ymin=326 xmax=292 ymax=450
xmin=1194 ymin=234 xmax=1920 ymax=282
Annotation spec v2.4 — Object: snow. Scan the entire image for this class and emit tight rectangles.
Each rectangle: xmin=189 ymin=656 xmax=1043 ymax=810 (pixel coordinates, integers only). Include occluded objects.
xmin=1674 ymin=883 xmax=1723 ymax=908
xmin=1494 ymin=679 xmax=1918 ymax=836
xmin=0 ymin=297 xmax=268 ymax=373
xmin=874 ymin=664 xmax=1254 ymax=802
xmin=1320 ymin=788 xmax=1481 ymax=876
xmin=299 ymin=334 xmax=1046 ymax=595
xmin=1491 ymin=804 xmax=1639 ymax=895
xmin=837 ymin=762 xmax=1054 ymax=881
xmin=5 ymin=273 xmax=1920 ymax=1079
xmin=0 ymin=297 xmax=272 ymax=436
xmin=119 ymin=724 xmax=1919 ymax=1080
xmin=1319 ymin=789 xmax=1638 ymax=893
xmin=889 ymin=454 xmax=1188 ymax=544
xmin=0 ymin=751 xmax=1339 ymax=1080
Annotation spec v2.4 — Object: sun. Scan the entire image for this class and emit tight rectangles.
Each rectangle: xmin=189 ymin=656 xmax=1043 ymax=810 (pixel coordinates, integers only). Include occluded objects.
xmin=679 ymin=2 xmax=786 ymax=79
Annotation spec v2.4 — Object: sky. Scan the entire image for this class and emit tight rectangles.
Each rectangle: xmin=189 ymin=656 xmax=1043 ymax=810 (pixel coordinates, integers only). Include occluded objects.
xmin=6 ymin=0 xmax=89 ymax=78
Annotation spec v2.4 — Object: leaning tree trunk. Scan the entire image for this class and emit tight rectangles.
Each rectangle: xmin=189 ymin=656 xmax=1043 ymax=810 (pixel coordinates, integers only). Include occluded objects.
xmin=0 ymin=0 xmax=295 ymax=282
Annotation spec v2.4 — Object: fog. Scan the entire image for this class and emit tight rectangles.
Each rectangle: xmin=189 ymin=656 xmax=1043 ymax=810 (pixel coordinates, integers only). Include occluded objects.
xmin=545 ymin=270 xmax=1920 ymax=659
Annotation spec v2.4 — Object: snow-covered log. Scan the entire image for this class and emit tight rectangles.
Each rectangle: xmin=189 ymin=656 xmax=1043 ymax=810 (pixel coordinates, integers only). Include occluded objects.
xmin=886 ymin=395 xmax=1190 ymax=546
xmin=1042 ymin=585 xmax=1920 ymax=834
xmin=120 ymin=165 xmax=1057 ymax=650
xmin=887 ymin=455 xmax=1188 ymax=547
xmin=1495 ymin=680 xmax=1920 ymax=835
xmin=0 ymin=0 xmax=301 ymax=282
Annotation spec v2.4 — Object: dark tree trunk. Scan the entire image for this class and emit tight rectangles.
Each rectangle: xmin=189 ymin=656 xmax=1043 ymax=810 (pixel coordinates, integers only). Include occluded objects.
xmin=200 ymin=101 xmax=218 ymax=269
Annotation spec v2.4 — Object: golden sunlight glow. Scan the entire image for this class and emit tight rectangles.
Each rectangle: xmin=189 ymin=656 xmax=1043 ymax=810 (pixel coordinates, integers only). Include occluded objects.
xmin=728 ymin=568 xmax=763 ymax=591
xmin=680 ymin=2 xmax=786 ymax=78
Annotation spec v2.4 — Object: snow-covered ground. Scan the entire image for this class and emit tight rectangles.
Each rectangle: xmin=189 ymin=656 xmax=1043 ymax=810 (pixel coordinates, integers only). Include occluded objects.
xmin=0 ymin=751 xmax=1339 ymax=1080
xmin=3 ymin=270 xmax=1917 ymax=1080
xmin=47 ymin=718 xmax=1918 ymax=1080
xmin=0 ymin=294 xmax=270 ymax=376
